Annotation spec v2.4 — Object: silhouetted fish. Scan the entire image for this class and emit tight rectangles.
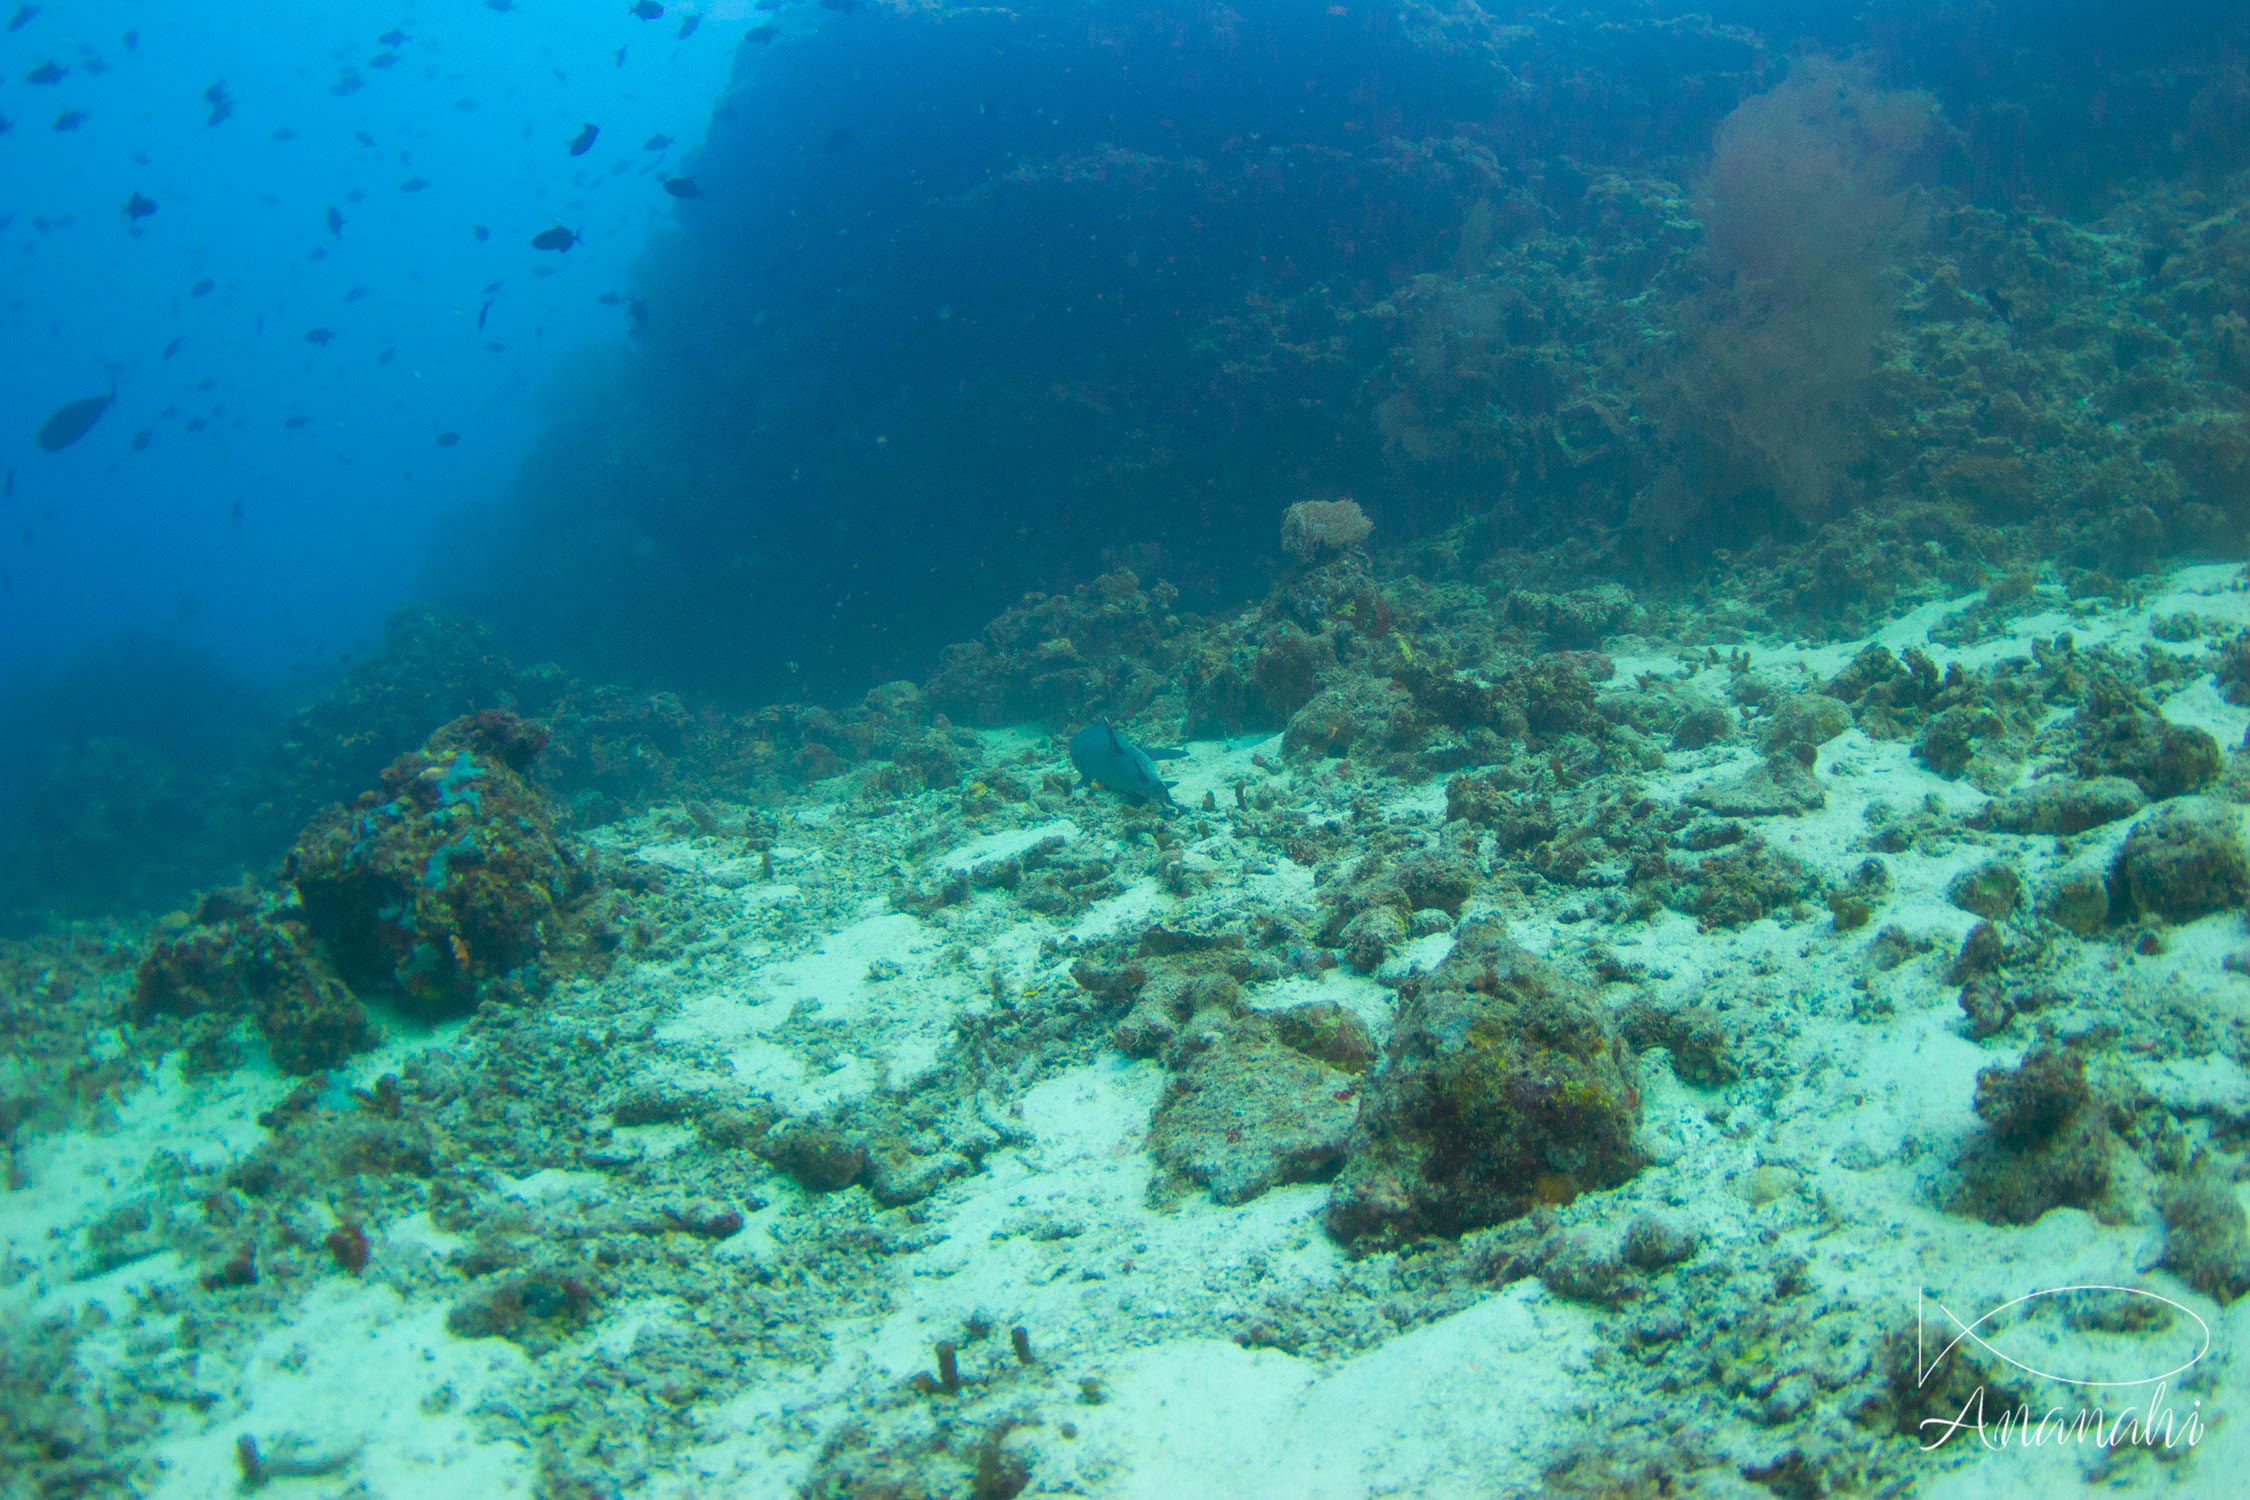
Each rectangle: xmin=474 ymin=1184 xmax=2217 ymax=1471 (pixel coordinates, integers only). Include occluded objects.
xmin=205 ymin=81 xmax=233 ymax=125
xmin=679 ymin=13 xmax=701 ymax=38
xmin=629 ymin=1 xmax=664 ymax=18
xmin=7 ymin=6 xmax=35 ymax=32
xmin=663 ymin=176 xmax=700 ymax=197
xmin=597 ymin=290 xmax=623 ymax=305
xmin=568 ymin=122 xmax=599 ymax=156
xmin=25 ymin=59 xmax=64 ymax=84
xmin=36 ymin=390 xmax=113 ymax=450
xmin=122 ymin=28 xmax=136 ymax=49
xmin=272 ymin=125 xmax=297 ymax=141
xmin=51 ymin=108 xmax=84 ymax=131
xmin=400 ymin=176 xmax=429 ymax=192
xmin=436 ymin=431 xmax=460 ymax=447
xmin=748 ymin=23 xmax=779 ymax=44
xmin=327 ymin=204 xmax=344 ymax=238
xmin=487 ymin=0 xmax=515 ymax=11
xmin=369 ymin=52 xmax=399 ymax=69
xmin=628 ymin=297 xmax=648 ymax=336
xmin=477 ymin=296 xmax=494 ymax=329
xmin=284 ymin=414 xmax=310 ymax=429
xmin=345 ymin=285 xmax=368 ymax=302
xmin=378 ymin=27 xmax=406 ymax=46
xmin=473 ymin=224 xmax=490 ymax=241
xmin=353 ymin=129 xmax=374 ymax=147
xmin=531 ymin=226 xmax=578 ymax=252
xmin=130 ymin=428 xmax=151 ymax=450
xmin=643 ymin=132 xmax=672 ymax=150
xmin=191 ymin=277 xmax=214 ymax=296
xmin=331 ymin=71 xmax=363 ymax=96
xmin=379 ymin=348 xmax=396 ymax=365
xmin=161 ymin=337 xmax=181 ymax=358
xmin=122 ymin=190 xmax=156 ymax=222
xmin=0 ymin=115 xmax=11 ymax=136
xmin=304 ymin=327 xmax=334 ymax=345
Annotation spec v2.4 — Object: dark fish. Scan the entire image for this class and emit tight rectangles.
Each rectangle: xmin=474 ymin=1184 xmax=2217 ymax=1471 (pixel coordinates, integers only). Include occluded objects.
xmin=326 ymin=204 xmax=344 ymax=238
xmin=486 ymin=0 xmax=515 ymax=11
xmin=205 ymin=81 xmax=233 ymax=126
xmin=435 ymin=431 xmax=459 ymax=447
xmin=473 ymin=224 xmax=490 ymax=241
xmin=36 ymin=390 xmax=113 ymax=451
xmin=122 ymin=190 xmax=156 ymax=222
xmin=82 ymin=56 xmax=107 ymax=76
xmin=0 ymin=115 xmax=11 ymax=136
xmin=747 ymin=23 xmax=779 ymax=44
xmin=1067 ymin=722 xmax=1179 ymax=809
xmin=662 ymin=176 xmax=700 ymax=197
xmin=369 ymin=52 xmax=399 ymax=69
xmin=679 ymin=13 xmax=701 ymax=38
xmin=399 ymin=176 xmax=429 ymax=192
xmin=345 ymin=285 xmax=368 ymax=302
xmin=643 ymin=132 xmax=672 ymax=151
xmin=568 ymin=122 xmax=598 ymax=156
xmin=597 ymin=290 xmax=623 ymax=305
xmin=272 ymin=125 xmax=298 ymax=141
xmin=304 ymin=327 xmax=334 ymax=345
xmin=377 ymin=28 xmax=406 ymax=46
xmin=378 ymin=348 xmax=396 ymax=365
xmin=186 ymin=415 xmax=208 ymax=432
xmin=3 ymin=469 xmax=12 ymax=498
xmin=531 ymin=225 xmax=578 ymax=252
xmin=190 ymin=277 xmax=214 ymax=296
xmin=130 ymin=428 xmax=151 ymax=450
xmin=8 ymin=6 xmax=35 ymax=32
xmin=630 ymin=1 xmax=664 ymax=18
xmin=284 ymin=414 xmax=310 ymax=429
xmin=161 ymin=336 xmax=181 ymax=358
xmin=614 ymin=45 xmax=628 ymax=66
xmin=26 ymin=59 xmax=65 ymax=84
xmin=627 ymin=297 xmax=648 ymax=336
xmin=353 ymin=129 xmax=374 ymax=147
xmin=121 ymin=28 xmax=136 ymax=49
xmin=331 ymin=70 xmax=362 ymax=96
xmin=230 ymin=499 xmax=243 ymax=523
xmin=477 ymin=296 xmax=493 ymax=329
xmin=52 ymin=108 xmax=84 ymax=131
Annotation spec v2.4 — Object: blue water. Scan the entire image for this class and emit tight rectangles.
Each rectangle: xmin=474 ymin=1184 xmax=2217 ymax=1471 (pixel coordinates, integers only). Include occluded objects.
xmin=0 ymin=0 xmax=735 ymax=686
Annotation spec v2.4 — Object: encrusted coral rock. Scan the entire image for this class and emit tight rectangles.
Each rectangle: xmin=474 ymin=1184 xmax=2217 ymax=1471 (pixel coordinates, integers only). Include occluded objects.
xmin=2111 ymin=796 xmax=2249 ymax=922
xmin=1325 ymin=919 xmax=1641 ymax=1246
xmin=1976 ymin=775 xmax=2145 ymax=836
xmin=287 ymin=711 xmax=579 ymax=1017
xmin=135 ymin=890 xmax=373 ymax=1073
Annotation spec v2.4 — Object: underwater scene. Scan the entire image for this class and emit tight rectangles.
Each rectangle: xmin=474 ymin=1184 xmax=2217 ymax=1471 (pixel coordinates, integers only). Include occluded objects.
xmin=11 ymin=0 xmax=2250 ymax=1495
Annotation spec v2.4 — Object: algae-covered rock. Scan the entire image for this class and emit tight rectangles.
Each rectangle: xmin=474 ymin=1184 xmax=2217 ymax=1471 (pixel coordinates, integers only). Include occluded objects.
xmin=2110 ymin=796 xmax=2249 ymax=922
xmin=1944 ymin=861 xmax=2023 ymax=921
xmin=287 ymin=711 xmax=580 ymax=1017
xmin=134 ymin=891 xmax=373 ymax=1074
xmin=1951 ymin=1037 xmax=2123 ymax=1226
xmin=1687 ymin=753 xmax=1824 ymax=817
xmin=1325 ymin=920 xmax=1640 ymax=1246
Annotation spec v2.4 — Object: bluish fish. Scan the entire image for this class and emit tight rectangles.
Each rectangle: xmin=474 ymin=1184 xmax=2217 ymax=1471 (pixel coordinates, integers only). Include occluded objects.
xmin=1068 ymin=722 xmax=1180 ymax=810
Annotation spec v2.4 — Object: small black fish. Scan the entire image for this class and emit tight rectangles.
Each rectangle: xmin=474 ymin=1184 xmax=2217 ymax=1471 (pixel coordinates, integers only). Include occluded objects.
xmin=473 ymin=224 xmax=490 ymax=241
xmin=487 ymin=0 xmax=515 ymax=11
xmin=568 ymin=122 xmax=599 ymax=156
xmin=284 ymin=414 xmax=310 ymax=429
xmin=130 ymin=428 xmax=151 ymax=450
xmin=436 ymin=431 xmax=460 ymax=447
xmin=205 ymin=81 xmax=233 ymax=126
xmin=187 ymin=415 xmax=208 ymax=432
xmin=378 ymin=348 xmax=396 ymax=365
xmin=399 ymin=176 xmax=429 ymax=192
xmin=161 ymin=336 xmax=181 ymax=358
xmin=122 ymin=191 xmax=157 ymax=222
xmin=353 ymin=129 xmax=374 ymax=147
xmin=627 ymin=297 xmax=648 ymax=337
xmin=121 ymin=28 xmax=136 ymax=49
xmin=377 ymin=27 xmax=406 ymax=46
xmin=326 ymin=204 xmax=344 ymax=238
xmin=679 ymin=13 xmax=701 ymax=38
xmin=597 ymin=290 xmax=623 ymax=305
xmin=747 ymin=23 xmax=779 ymax=44
xmin=643 ymin=132 xmax=672 ymax=151
xmin=369 ymin=52 xmax=399 ymax=69
xmin=82 ymin=56 xmax=107 ymax=76
xmin=0 ymin=115 xmax=11 ymax=136
xmin=36 ymin=389 xmax=113 ymax=451
xmin=663 ymin=176 xmax=700 ymax=197
xmin=614 ymin=45 xmax=628 ymax=66
xmin=7 ymin=6 xmax=35 ymax=32
xmin=52 ymin=108 xmax=84 ymax=131
xmin=345 ymin=285 xmax=368 ymax=302
xmin=26 ymin=59 xmax=65 ymax=84
xmin=477 ymin=297 xmax=494 ymax=329
xmin=331 ymin=70 xmax=363 ymax=96
xmin=304 ymin=327 xmax=334 ymax=345
xmin=531 ymin=225 xmax=578 ymax=252
xmin=190 ymin=277 xmax=214 ymax=296
xmin=629 ymin=0 xmax=664 ymax=18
